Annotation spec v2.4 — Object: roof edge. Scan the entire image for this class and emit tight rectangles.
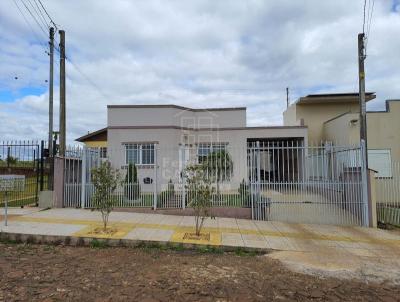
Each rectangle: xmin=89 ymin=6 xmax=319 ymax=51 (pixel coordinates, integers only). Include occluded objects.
xmin=76 ymin=127 xmax=107 ymax=142
xmin=106 ymin=104 xmax=246 ymax=112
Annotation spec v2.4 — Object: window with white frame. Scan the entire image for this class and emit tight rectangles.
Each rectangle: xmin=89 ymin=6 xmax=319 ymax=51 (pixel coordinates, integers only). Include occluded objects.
xmin=197 ymin=143 xmax=227 ymax=163
xmin=368 ymin=149 xmax=392 ymax=178
xmin=125 ymin=143 xmax=155 ymax=165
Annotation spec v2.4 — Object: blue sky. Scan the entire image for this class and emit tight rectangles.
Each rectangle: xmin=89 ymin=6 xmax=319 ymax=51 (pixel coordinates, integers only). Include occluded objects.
xmin=0 ymin=0 xmax=400 ymax=141
xmin=0 ymin=86 xmax=46 ymax=103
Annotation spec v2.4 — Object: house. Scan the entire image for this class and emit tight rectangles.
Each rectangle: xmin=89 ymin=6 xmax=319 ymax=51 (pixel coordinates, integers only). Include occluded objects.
xmin=283 ymin=93 xmax=400 ymax=178
xmin=283 ymin=93 xmax=400 ymax=223
xmin=77 ymin=105 xmax=308 ymax=193
xmin=72 ymin=102 xmax=381 ymax=225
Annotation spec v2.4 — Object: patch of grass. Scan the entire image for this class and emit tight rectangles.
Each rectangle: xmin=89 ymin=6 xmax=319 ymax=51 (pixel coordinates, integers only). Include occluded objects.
xmin=234 ymin=247 xmax=259 ymax=257
xmin=90 ymin=238 xmax=107 ymax=248
xmin=0 ymin=238 xmax=20 ymax=245
xmin=197 ymin=245 xmax=224 ymax=254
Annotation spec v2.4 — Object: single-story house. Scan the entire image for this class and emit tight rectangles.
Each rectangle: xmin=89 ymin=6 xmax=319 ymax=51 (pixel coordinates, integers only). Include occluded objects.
xmin=77 ymin=104 xmax=308 ymax=192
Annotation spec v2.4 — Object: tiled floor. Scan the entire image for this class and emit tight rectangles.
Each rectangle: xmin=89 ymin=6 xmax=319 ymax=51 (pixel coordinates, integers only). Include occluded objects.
xmin=1 ymin=208 xmax=399 ymax=257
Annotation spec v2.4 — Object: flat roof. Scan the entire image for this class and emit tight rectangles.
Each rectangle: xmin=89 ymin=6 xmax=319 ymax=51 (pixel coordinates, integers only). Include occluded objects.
xmin=107 ymin=125 xmax=307 ymax=131
xmin=296 ymin=92 xmax=376 ymax=105
xmin=107 ymin=104 xmax=246 ymax=112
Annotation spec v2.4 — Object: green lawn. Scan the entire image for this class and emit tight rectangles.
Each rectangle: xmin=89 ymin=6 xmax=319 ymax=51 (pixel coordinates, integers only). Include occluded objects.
xmin=0 ymin=176 xmax=48 ymax=208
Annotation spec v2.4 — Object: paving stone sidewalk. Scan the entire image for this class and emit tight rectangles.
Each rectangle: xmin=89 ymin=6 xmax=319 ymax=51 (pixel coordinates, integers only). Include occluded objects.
xmin=1 ymin=208 xmax=400 ymax=257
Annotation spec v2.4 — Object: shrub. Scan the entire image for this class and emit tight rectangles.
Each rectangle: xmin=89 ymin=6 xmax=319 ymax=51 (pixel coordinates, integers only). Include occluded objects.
xmin=158 ymin=179 xmax=175 ymax=204
xmin=124 ymin=163 xmax=140 ymax=200
xmin=238 ymin=179 xmax=250 ymax=205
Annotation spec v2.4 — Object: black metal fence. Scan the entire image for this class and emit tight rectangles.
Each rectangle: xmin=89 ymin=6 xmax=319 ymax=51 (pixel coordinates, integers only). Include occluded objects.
xmin=0 ymin=140 xmax=49 ymax=208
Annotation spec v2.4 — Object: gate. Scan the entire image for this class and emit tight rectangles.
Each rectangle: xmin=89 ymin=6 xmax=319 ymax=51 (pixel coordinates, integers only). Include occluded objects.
xmin=248 ymin=141 xmax=368 ymax=226
xmin=0 ymin=141 xmax=47 ymax=208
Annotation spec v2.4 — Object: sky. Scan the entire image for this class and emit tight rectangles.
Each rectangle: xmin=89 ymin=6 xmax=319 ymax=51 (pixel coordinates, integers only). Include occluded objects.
xmin=0 ymin=0 xmax=400 ymax=142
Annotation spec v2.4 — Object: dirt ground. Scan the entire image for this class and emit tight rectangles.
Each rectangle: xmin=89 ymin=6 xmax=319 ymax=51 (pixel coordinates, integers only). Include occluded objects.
xmin=0 ymin=243 xmax=399 ymax=301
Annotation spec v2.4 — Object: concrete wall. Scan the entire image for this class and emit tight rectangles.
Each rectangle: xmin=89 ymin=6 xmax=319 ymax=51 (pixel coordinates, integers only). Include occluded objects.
xmin=323 ymin=112 xmax=359 ymax=145
xmin=367 ymin=100 xmax=400 ymax=163
xmin=283 ymin=102 xmax=359 ymax=143
xmin=107 ymin=126 xmax=307 ymax=193
xmin=108 ymin=106 xmax=246 ymax=128
xmin=84 ymin=141 xmax=107 ymax=148
xmin=282 ymin=104 xmax=298 ymax=126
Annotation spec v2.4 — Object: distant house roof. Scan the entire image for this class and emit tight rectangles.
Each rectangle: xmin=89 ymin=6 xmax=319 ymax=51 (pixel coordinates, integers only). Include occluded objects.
xmin=296 ymin=92 xmax=376 ymax=105
xmin=76 ymin=127 xmax=107 ymax=142
xmin=107 ymin=104 xmax=246 ymax=112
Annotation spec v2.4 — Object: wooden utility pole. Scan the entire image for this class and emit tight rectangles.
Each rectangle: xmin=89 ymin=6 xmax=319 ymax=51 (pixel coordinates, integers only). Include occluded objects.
xmin=59 ymin=30 xmax=66 ymax=156
xmin=358 ymin=32 xmax=369 ymax=226
xmin=48 ymin=27 xmax=54 ymax=189
xmin=286 ymin=87 xmax=289 ymax=109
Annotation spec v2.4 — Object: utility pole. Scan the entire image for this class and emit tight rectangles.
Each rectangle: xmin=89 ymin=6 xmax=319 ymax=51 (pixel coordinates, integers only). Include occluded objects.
xmin=59 ymin=30 xmax=66 ymax=156
xmin=358 ymin=32 xmax=369 ymax=226
xmin=48 ymin=27 xmax=54 ymax=189
xmin=286 ymin=87 xmax=289 ymax=109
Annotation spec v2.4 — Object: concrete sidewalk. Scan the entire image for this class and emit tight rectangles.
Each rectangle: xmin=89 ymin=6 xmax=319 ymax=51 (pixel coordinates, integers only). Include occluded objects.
xmin=1 ymin=208 xmax=399 ymax=256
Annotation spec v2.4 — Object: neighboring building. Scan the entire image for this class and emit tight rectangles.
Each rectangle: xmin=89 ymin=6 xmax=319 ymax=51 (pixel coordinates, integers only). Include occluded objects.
xmin=283 ymin=93 xmax=376 ymax=143
xmin=77 ymin=104 xmax=308 ymax=192
xmin=283 ymin=93 xmax=400 ymax=178
xmin=76 ymin=127 xmax=107 ymax=158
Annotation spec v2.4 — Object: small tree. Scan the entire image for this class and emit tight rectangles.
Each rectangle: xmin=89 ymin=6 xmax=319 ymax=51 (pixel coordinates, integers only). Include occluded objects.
xmin=91 ymin=161 xmax=121 ymax=231
xmin=184 ymin=165 xmax=214 ymax=236
xmin=201 ymin=150 xmax=233 ymax=194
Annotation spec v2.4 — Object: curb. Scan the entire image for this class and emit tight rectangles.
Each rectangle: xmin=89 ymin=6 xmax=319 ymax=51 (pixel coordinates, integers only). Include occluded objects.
xmin=0 ymin=231 xmax=270 ymax=254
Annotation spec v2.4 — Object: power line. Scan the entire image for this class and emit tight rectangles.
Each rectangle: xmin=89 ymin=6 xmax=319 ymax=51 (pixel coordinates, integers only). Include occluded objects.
xmin=12 ymin=0 xmax=48 ymax=54
xmin=37 ymin=0 xmax=58 ymax=28
xmin=27 ymin=0 xmax=49 ymax=31
xmin=30 ymin=0 xmax=51 ymax=29
xmin=19 ymin=0 xmax=48 ymax=37
xmin=362 ymin=0 xmax=367 ymax=34
xmin=365 ymin=0 xmax=375 ymax=52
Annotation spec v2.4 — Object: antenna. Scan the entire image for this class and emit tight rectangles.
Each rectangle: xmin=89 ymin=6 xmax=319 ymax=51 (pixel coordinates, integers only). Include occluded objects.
xmin=286 ymin=87 xmax=289 ymax=108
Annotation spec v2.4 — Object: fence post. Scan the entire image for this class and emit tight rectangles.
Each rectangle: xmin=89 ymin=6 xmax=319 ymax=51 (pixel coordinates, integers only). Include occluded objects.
xmin=40 ymin=140 xmax=44 ymax=191
xmin=81 ymin=147 xmax=87 ymax=209
xmin=181 ymin=145 xmax=186 ymax=210
xmin=153 ymin=145 xmax=158 ymax=210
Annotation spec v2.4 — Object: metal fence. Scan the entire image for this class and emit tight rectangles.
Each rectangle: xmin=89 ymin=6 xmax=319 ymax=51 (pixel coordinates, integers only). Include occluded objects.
xmin=0 ymin=140 xmax=48 ymax=207
xmin=62 ymin=142 xmax=367 ymax=226
xmin=248 ymin=141 xmax=366 ymax=225
xmin=63 ymin=145 xmax=250 ymax=209
xmin=376 ymin=161 xmax=400 ymax=226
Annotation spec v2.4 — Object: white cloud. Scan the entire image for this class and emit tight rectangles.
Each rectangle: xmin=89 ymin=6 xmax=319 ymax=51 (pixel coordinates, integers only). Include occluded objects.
xmin=0 ymin=0 xmax=399 ymax=142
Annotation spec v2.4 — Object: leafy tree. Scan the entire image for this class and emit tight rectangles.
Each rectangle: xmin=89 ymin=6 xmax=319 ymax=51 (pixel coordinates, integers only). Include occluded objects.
xmin=91 ymin=161 xmax=121 ymax=231
xmin=124 ymin=163 xmax=140 ymax=200
xmin=184 ymin=165 xmax=214 ymax=236
xmin=201 ymin=150 xmax=233 ymax=194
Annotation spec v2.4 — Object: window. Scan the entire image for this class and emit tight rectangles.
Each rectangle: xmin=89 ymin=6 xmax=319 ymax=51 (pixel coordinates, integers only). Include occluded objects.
xmin=368 ymin=149 xmax=392 ymax=178
xmin=197 ymin=143 xmax=227 ymax=163
xmin=125 ymin=143 xmax=155 ymax=165
xmin=99 ymin=147 xmax=107 ymax=159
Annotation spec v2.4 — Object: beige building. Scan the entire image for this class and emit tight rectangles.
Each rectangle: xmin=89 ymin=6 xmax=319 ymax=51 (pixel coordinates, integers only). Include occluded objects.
xmin=284 ymin=93 xmax=400 ymax=178
xmin=77 ymin=105 xmax=308 ymax=192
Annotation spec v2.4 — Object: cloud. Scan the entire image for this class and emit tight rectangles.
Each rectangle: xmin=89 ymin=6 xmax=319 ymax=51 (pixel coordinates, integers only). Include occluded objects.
xmin=0 ymin=0 xmax=399 ymax=142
